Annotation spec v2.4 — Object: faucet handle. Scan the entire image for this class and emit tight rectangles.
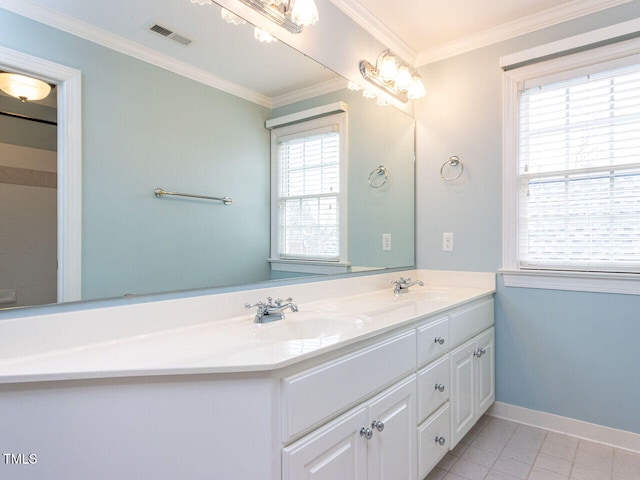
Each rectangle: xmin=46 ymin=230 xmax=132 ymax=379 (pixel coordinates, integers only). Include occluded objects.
xmin=244 ymin=301 xmax=265 ymax=309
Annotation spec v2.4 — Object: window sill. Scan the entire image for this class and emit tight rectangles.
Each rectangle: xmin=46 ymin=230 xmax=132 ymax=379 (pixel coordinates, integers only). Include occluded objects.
xmin=269 ymin=259 xmax=351 ymax=275
xmin=500 ymin=269 xmax=640 ymax=295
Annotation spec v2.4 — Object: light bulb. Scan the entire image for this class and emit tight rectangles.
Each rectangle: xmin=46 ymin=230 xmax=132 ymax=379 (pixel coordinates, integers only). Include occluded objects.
xmin=291 ymin=0 xmax=319 ymax=26
xmin=221 ymin=7 xmax=247 ymax=25
xmin=254 ymin=27 xmax=278 ymax=43
xmin=394 ymin=66 xmax=412 ymax=92
xmin=407 ymin=75 xmax=426 ymax=100
xmin=378 ymin=54 xmax=398 ymax=82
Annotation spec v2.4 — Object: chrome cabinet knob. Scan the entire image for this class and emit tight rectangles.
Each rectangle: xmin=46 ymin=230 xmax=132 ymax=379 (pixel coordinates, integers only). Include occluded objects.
xmin=371 ymin=420 xmax=385 ymax=432
xmin=435 ymin=436 xmax=446 ymax=446
xmin=360 ymin=427 xmax=373 ymax=440
xmin=434 ymin=336 xmax=445 ymax=345
xmin=435 ymin=383 xmax=445 ymax=392
xmin=474 ymin=347 xmax=486 ymax=358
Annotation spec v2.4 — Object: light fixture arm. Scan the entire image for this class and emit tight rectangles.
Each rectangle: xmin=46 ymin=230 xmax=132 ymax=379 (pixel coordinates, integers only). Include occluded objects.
xmin=233 ymin=0 xmax=302 ymax=34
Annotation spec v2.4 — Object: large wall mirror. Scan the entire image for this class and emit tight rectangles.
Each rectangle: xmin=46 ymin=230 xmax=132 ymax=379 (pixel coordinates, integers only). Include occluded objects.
xmin=0 ymin=0 xmax=415 ymax=311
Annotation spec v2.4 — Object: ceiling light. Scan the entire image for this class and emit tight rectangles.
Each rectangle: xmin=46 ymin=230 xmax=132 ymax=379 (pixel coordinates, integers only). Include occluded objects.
xmin=359 ymin=50 xmax=425 ymax=103
xmin=233 ymin=0 xmax=319 ymax=34
xmin=0 ymin=72 xmax=52 ymax=102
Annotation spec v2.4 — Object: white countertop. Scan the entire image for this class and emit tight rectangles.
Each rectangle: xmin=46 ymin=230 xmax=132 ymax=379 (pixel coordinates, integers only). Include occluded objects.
xmin=0 ymin=271 xmax=495 ymax=384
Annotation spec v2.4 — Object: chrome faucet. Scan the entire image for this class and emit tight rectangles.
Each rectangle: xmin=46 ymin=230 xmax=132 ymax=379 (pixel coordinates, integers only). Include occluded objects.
xmin=392 ymin=277 xmax=424 ymax=295
xmin=244 ymin=297 xmax=298 ymax=324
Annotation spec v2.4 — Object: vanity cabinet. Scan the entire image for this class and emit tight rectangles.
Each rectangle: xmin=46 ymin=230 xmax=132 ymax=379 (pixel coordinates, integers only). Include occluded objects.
xmin=281 ymin=296 xmax=494 ymax=480
xmin=282 ymin=375 xmax=416 ymax=480
xmin=450 ymin=327 xmax=495 ymax=447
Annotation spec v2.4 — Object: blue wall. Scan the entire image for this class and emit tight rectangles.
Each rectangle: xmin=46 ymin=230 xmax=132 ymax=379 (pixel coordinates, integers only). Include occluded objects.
xmin=0 ymin=8 xmax=273 ymax=300
xmin=415 ymin=0 xmax=640 ymax=434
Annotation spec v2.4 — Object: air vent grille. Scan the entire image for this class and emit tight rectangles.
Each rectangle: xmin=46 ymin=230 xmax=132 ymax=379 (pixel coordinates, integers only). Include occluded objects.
xmin=147 ymin=23 xmax=192 ymax=46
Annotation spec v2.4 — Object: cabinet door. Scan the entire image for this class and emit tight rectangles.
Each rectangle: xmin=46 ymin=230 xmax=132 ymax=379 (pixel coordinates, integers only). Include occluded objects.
xmin=282 ymin=407 xmax=368 ymax=480
xmin=367 ymin=376 xmax=417 ymax=480
xmin=476 ymin=327 xmax=495 ymax=416
xmin=449 ymin=339 xmax=476 ymax=447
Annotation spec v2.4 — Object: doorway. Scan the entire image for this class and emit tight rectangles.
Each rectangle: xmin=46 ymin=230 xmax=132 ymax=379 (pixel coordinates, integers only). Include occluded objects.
xmin=0 ymin=45 xmax=82 ymax=307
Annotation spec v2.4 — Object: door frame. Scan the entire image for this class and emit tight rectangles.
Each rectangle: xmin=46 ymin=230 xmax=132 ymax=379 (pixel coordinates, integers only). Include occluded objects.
xmin=0 ymin=45 xmax=82 ymax=303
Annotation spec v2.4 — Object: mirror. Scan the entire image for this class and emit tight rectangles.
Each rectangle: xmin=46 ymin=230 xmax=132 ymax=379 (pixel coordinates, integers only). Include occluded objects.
xmin=0 ymin=1 xmax=414 ymax=310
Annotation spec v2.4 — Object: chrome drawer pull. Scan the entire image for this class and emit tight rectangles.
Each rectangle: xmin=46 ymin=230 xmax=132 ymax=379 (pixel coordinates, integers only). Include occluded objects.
xmin=371 ymin=420 xmax=385 ymax=432
xmin=473 ymin=347 xmax=486 ymax=358
xmin=435 ymin=383 xmax=445 ymax=392
xmin=434 ymin=336 xmax=445 ymax=345
xmin=360 ymin=427 xmax=373 ymax=440
xmin=435 ymin=436 xmax=446 ymax=446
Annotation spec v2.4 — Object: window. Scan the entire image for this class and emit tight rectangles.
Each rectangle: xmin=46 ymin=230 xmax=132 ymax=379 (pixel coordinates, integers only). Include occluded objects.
xmin=503 ymin=39 xmax=640 ymax=294
xmin=270 ymin=112 xmax=348 ymax=273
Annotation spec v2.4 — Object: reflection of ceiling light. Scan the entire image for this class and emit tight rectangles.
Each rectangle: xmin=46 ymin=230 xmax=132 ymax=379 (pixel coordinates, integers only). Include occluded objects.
xmin=0 ymin=72 xmax=52 ymax=102
xmin=234 ymin=0 xmax=319 ymax=34
xmin=347 ymin=81 xmax=362 ymax=91
xmin=221 ymin=7 xmax=247 ymax=25
xmin=190 ymin=0 xmax=212 ymax=4
xmin=254 ymin=27 xmax=278 ymax=43
xmin=359 ymin=49 xmax=425 ymax=103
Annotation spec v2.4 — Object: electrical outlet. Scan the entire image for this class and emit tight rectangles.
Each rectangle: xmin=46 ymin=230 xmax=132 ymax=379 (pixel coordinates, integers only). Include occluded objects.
xmin=442 ymin=232 xmax=453 ymax=252
xmin=382 ymin=233 xmax=392 ymax=251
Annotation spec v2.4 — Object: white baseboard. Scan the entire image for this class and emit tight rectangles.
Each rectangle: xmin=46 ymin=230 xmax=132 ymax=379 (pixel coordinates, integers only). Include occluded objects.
xmin=488 ymin=402 xmax=640 ymax=453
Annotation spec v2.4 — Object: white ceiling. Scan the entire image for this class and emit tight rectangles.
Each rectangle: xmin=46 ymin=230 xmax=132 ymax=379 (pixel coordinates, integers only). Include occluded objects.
xmin=336 ymin=0 xmax=634 ymax=64
xmin=0 ymin=0 xmax=632 ymax=105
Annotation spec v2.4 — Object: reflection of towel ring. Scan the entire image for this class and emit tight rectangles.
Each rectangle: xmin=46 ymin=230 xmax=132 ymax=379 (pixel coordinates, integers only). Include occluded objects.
xmin=440 ymin=156 xmax=464 ymax=181
xmin=368 ymin=165 xmax=388 ymax=188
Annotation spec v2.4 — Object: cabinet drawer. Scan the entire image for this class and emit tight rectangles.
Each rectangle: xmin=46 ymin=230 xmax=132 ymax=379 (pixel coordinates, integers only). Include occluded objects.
xmin=449 ymin=298 xmax=493 ymax=348
xmin=417 ymin=355 xmax=449 ymax=423
xmin=416 ymin=316 xmax=448 ymax=367
xmin=418 ymin=403 xmax=450 ymax=480
xmin=282 ymin=330 xmax=416 ymax=442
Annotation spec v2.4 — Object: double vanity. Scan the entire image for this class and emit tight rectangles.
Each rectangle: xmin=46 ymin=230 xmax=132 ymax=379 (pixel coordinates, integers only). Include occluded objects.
xmin=0 ymin=270 xmax=495 ymax=479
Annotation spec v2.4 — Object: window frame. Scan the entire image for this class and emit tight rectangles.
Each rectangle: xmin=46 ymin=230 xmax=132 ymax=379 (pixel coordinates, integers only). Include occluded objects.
xmin=269 ymin=111 xmax=349 ymax=274
xmin=502 ymin=38 xmax=640 ymax=295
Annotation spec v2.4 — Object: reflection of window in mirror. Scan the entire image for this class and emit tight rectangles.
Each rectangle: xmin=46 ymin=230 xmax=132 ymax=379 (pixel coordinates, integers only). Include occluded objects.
xmin=269 ymin=111 xmax=349 ymax=276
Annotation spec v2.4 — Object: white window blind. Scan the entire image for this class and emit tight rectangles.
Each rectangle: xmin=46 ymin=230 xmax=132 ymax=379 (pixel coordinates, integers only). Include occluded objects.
xmin=277 ymin=125 xmax=341 ymax=261
xmin=518 ymin=62 xmax=640 ymax=272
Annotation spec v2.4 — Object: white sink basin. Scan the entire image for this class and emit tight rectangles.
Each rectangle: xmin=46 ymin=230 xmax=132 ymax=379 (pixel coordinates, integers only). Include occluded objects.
xmin=230 ymin=312 xmax=371 ymax=343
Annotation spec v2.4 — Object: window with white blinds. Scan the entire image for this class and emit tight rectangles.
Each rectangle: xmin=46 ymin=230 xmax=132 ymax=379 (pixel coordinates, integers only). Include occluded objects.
xmin=271 ymin=113 xmax=347 ymax=264
xmin=518 ymin=61 xmax=640 ymax=273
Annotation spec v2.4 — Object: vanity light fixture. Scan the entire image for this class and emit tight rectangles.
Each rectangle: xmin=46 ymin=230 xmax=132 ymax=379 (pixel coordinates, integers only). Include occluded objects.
xmin=233 ymin=0 xmax=318 ymax=34
xmin=0 ymin=72 xmax=52 ymax=103
xmin=359 ymin=50 xmax=425 ymax=103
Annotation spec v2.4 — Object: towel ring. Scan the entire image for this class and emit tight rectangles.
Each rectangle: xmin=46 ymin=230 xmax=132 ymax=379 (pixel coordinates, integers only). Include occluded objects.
xmin=440 ymin=156 xmax=464 ymax=181
xmin=368 ymin=165 xmax=388 ymax=188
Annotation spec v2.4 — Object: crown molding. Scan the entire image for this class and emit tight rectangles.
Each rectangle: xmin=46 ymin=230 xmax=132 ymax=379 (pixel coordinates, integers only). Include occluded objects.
xmin=0 ymin=0 xmax=273 ymax=108
xmin=416 ymin=0 xmax=634 ymax=66
xmin=327 ymin=0 xmax=417 ymax=64
xmin=271 ymin=76 xmax=347 ymax=108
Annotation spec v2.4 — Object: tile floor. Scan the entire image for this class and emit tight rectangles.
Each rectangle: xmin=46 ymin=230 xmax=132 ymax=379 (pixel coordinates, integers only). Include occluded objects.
xmin=426 ymin=416 xmax=640 ymax=480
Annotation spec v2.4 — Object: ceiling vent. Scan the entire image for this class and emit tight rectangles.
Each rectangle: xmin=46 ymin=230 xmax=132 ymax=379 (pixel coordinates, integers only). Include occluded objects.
xmin=147 ymin=22 xmax=192 ymax=46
